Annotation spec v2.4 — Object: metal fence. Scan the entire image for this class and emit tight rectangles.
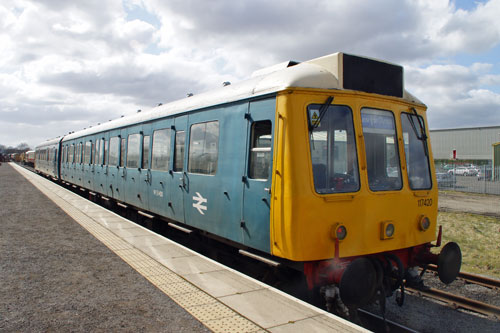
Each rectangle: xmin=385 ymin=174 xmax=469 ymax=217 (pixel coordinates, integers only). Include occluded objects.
xmin=435 ymin=163 xmax=500 ymax=195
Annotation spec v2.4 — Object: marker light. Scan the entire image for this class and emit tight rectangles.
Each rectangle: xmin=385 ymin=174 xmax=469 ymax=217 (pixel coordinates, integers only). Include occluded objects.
xmin=419 ymin=216 xmax=431 ymax=231
xmin=380 ymin=221 xmax=395 ymax=240
xmin=331 ymin=223 xmax=347 ymax=241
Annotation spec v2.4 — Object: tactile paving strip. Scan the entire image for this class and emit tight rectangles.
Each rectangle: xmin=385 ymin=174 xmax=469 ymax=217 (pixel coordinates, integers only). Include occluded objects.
xmin=12 ymin=164 xmax=265 ymax=333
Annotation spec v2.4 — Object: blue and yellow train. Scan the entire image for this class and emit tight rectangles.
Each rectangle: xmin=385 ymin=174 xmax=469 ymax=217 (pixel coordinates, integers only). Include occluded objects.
xmin=35 ymin=52 xmax=461 ymax=313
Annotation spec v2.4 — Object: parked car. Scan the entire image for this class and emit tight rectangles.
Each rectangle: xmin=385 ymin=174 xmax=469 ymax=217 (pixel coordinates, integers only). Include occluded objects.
xmin=477 ymin=166 xmax=492 ymax=181
xmin=436 ymin=172 xmax=456 ymax=188
xmin=448 ymin=166 xmax=469 ymax=176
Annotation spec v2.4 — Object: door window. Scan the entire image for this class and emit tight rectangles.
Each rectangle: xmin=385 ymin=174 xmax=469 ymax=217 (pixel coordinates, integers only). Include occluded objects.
xmin=249 ymin=121 xmax=272 ymax=179
xmin=173 ymin=131 xmax=185 ymax=172
xmin=142 ymin=135 xmax=150 ymax=169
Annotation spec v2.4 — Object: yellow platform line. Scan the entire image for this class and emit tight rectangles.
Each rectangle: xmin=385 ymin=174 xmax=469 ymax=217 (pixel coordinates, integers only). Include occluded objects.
xmin=11 ymin=164 xmax=264 ymax=333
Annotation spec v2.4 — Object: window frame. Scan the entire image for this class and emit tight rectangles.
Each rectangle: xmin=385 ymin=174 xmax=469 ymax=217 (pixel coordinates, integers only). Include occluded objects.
xmin=307 ymin=103 xmax=360 ymax=194
xmin=151 ymin=128 xmax=172 ymax=172
xmin=187 ymin=120 xmax=219 ymax=175
xmin=126 ymin=133 xmax=141 ymax=168
xmin=248 ymin=120 xmax=272 ymax=180
xmin=361 ymin=107 xmax=403 ymax=192
xmin=400 ymin=112 xmax=432 ymax=190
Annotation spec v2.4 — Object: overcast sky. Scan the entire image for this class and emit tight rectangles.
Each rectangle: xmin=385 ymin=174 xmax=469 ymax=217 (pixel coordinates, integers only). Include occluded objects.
xmin=1 ymin=0 xmax=500 ymax=148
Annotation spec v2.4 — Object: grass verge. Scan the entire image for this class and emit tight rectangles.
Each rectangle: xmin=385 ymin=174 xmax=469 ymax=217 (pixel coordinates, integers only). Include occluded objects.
xmin=436 ymin=211 xmax=500 ymax=279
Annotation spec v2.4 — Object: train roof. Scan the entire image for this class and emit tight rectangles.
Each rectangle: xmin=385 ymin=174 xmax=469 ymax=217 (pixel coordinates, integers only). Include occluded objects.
xmin=35 ymin=137 xmax=63 ymax=149
xmin=48 ymin=52 xmax=424 ymax=143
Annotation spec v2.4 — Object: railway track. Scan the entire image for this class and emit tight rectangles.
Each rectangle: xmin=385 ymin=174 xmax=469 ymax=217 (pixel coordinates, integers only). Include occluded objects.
xmin=410 ymin=265 xmax=500 ymax=319
xmin=425 ymin=264 xmax=500 ymax=290
xmin=357 ymin=309 xmax=418 ymax=333
xmin=406 ymin=285 xmax=500 ymax=320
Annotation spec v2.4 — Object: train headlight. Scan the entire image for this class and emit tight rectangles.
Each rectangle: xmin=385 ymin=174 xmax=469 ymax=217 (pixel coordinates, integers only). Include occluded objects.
xmin=380 ymin=221 xmax=395 ymax=239
xmin=331 ymin=223 xmax=347 ymax=241
xmin=419 ymin=216 xmax=430 ymax=231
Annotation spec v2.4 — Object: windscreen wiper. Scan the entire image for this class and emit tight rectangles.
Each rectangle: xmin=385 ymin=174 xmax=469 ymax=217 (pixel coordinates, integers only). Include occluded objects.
xmin=407 ymin=108 xmax=428 ymax=156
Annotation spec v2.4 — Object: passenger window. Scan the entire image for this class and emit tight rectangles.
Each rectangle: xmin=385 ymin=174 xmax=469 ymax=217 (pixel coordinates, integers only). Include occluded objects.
xmin=188 ymin=121 xmax=219 ymax=175
xmin=127 ymin=134 xmax=141 ymax=168
xmin=361 ymin=108 xmax=402 ymax=191
xmin=173 ymin=131 xmax=185 ymax=172
xmin=142 ymin=135 xmax=150 ymax=169
xmin=91 ymin=142 xmax=95 ymax=164
xmin=84 ymin=142 xmax=92 ymax=164
xmin=401 ymin=113 xmax=432 ymax=190
xmin=151 ymin=129 xmax=171 ymax=171
xmin=120 ymin=138 xmax=126 ymax=167
xmin=308 ymin=104 xmax=360 ymax=193
xmin=249 ymin=121 xmax=272 ymax=179
xmin=108 ymin=137 xmax=119 ymax=166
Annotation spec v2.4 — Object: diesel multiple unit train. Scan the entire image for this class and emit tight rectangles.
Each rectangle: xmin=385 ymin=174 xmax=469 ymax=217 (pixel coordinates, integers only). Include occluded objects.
xmin=35 ymin=52 xmax=462 ymax=314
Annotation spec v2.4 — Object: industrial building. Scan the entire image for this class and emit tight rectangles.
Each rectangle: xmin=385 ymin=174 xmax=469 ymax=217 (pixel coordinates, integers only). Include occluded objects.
xmin=429 ymin=125 xmax=500 ymax=162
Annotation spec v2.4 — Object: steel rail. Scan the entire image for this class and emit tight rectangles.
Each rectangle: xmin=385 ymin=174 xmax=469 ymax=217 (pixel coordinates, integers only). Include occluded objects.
xmin=425 ymin=264 xmax=500 ymax=290
xmin=407 ymin=286 xmax=500 ymax=319
xmin=357 ymin=309 xmax=419 ymax=333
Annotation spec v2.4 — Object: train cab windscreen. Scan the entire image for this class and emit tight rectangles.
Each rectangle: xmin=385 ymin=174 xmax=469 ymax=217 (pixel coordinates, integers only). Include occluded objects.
xmin=308 ymin=104 xmax=359 ymax=194
xmin=361 ymin=108 xmax=402 ymax=191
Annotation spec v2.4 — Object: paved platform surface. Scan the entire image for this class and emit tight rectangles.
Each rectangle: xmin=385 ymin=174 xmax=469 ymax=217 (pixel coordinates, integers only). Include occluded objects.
xmin=1 ymin=163 xmax=365 ymax=332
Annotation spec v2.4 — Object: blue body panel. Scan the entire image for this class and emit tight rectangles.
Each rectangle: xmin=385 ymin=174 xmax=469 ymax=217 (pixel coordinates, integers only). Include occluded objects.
xmin=58 ymin=96 xmax=277 ymax=253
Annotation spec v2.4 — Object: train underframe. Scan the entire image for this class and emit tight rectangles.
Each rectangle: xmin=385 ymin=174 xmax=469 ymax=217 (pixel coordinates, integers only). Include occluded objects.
xmin=303 ymin=228 xmax=462 ymax=317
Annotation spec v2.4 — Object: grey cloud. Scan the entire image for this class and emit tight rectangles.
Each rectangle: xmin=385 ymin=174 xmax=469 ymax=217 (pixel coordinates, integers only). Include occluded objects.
xmin=39 ymin=63 xmax=207 ymax=106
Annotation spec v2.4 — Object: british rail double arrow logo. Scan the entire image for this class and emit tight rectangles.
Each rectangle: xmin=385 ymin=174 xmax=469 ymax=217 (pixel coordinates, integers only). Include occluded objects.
xmin=192 ymin=192 xmax=207 ymax=215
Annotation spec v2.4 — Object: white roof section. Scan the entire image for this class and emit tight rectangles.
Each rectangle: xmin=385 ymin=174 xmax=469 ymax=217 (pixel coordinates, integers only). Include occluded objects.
xmin=57 ymin=52 xmax=423 ymax=143
xmin=36 ymin=137 xmax=63 ymax=149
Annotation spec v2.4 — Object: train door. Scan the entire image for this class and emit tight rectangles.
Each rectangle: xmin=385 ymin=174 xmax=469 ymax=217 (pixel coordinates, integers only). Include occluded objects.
xmin=94 ymin=135 xmax=106 ymax=196
xmin=89 ymin=136 xmax=97 ymax=192
xmin=183 ymin=113 xmax=221 ymax=232
xmin=138 ymin=123 xmax=152 ymax=211
xmin=75 ymin=141 xmax=84 ymax=186
xmin=82 ymin=140 xmax=93 ymax=189
xmin=241 ymin=98 xmax=276 ymax=252
xmin=107 ymin=129 xmax=123 ymax=201
xmin=148 ymin=119 xmax=173 ymax=218
xmin=124 ymin=125 xmax=143 ymax=208
xmin=61 ymin=143 xmax=67 ymax=180
xmin=170 ymin=115 xmax=188 ymax=223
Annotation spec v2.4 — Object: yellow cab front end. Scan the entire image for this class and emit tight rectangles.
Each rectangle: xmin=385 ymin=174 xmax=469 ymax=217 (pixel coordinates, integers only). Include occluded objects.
xmin=266 ymin=52 xmax=461 ymax=308
xmin=271 ymin=89 xmax=438 ymax=262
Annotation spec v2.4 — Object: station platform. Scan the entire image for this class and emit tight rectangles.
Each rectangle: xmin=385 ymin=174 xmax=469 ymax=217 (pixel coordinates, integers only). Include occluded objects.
xmin=1 ymin=163 xmax=365 ymax=332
